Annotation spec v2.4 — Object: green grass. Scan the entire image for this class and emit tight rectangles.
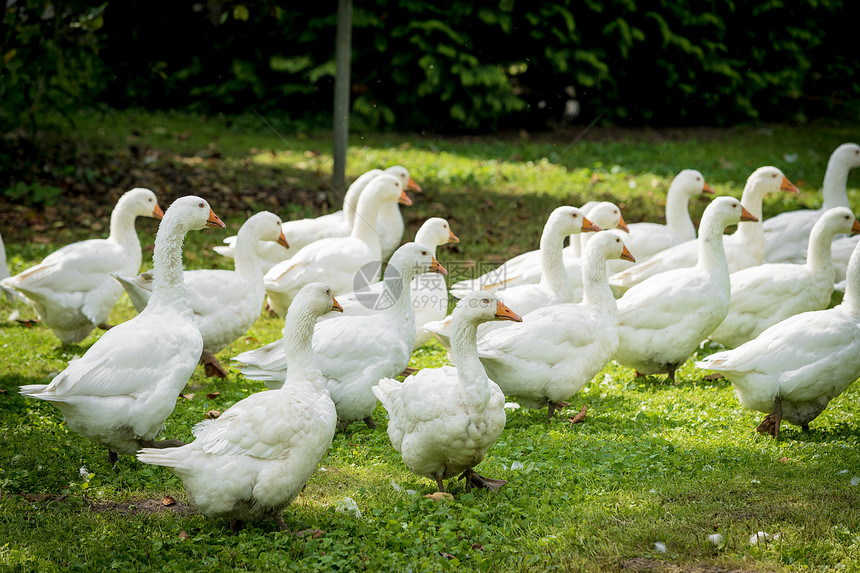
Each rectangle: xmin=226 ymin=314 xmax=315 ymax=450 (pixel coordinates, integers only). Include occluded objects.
xmin=2 ymin=112 xmax=860 ymax=571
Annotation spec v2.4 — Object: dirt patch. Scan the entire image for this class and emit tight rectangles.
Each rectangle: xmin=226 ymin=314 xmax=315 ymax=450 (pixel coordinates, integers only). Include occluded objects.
xmin=621 ymin=558 xmax=756 ymax=573
xmin=88 ymin=497 xmax=197 ymax=517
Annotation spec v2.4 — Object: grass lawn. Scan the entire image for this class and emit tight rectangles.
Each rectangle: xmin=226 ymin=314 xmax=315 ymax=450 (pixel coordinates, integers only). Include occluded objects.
xmin=1 ymin=112 xmax=860 ymax=572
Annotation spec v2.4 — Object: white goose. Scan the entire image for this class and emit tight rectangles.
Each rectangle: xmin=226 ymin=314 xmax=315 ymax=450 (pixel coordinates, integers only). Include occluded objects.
xmin=763 ymin=143 xmax=860 ymax=264
xmin=137 ymin=283 xmax=340 ymax=531
xmin=609 ymin=167 xmax=797 ymax=295
xmin=113 ymin=211 xmax=289 ymax=377
xmin=696 ymin=239 xmax=860 ymax=438
xmin=263 ymin=174 xmax=412 ymax=316
xmin=214 ymin=166 xmax=421 ymax=270
xmin=710 ymin=207 xmax=860 ymax=348
xmin=373 ymin=292 xmax=520 ymax=493
xmin=20 ymin=197 xmax=225 ymax=463
xmin=604 ymin=169 xmax=713 ymax=274
xmin=235 ymin=243 xmax=447 ymax=428
xmin=614 ymin=197 xmax=757 ymax=382
xmin=1 ymin=188 xmax=163 ymax=344
xmin=425 ymin=207 xmax=599 ymax=349
xmin=476 ymin=232 xmax=634 ymax=418
xmin=448 ymin=201 xmax=625 ymax=297
xmin=320 ymin=217 xmax=459 ymax=349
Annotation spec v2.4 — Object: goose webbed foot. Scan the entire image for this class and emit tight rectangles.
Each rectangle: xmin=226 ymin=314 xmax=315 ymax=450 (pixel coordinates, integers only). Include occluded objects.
xmin=546 ymin=401 xmax=570 ymax=420
xmin=108 ymin=449 xmax=118 ymax=467
xmin=801 ymin=423 xmax=810 ymax=433
xmin=459 ymin=468 xmax=507 ymax=492
xmin=363 ymin=416 xmax=377 ymax=429
xmin=201 ymin=352 xmax=228 ymax=378
xmin=399 ymin=367 xmax=417 ymax=377
xmin=273 ymin=512 xmax=289 ymax=531
xmin=756 ymin=397 xmax=782 ymax=438
xmin=435 ymin=473 xmax=446 ymax=493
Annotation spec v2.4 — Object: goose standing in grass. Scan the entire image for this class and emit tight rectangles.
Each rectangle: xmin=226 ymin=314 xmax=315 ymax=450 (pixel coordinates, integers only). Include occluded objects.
xmin=320 ymin=217 xmax=459 ymax=349
xmin=263 ymin=174 xmax=412 ymax=316
xmin=763 ymin=143 xmax=860 ymax=264
xmin=604 ymin=169 xmax=713 ymax=274
xmin=449 ymin=201 xmax=625 ymax=297
xmin=214 ymin=166 xmax=421 ymax=270
xmin=235 ymin=243 xmax=447 ymax=428
xmin=476 ymin=232 xmax=634 ymax=419
xmin=20 ymin=197 xmax=225 ymax=464
xmin=137 ymin=283 xmax=340 ymax=531
xmin=1 ymin=188 xmax=163 ymax=344
xmin=373 ymin=292 xmax=520 ymax=493
xmin=113 ymin=211 xmax=289 ymax=377
xmin=696 ymin=240 xmax=860 ymax=438
xmin=425 ymin=206 xmax=599 ymax=350
xmin=609 ymin=167 xmax=797 ymax=295
xmin=613 ymin=197 xmax=756 ymax=382
xmin=709 ymin=207 xmax=860 ymax=348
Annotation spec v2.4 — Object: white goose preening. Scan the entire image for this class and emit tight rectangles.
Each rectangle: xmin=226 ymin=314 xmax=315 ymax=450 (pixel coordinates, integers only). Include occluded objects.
xmin=609 ymin=167 xmax=797 ymax=295
xmin=448 ymin=201 xmax=625 ymax=297
xmin=1 ymin=188 xmax=163 ymax=344
xmin=425 ymin=206 xmax=599 ymax=349
xmin=373 ymin=292 xmax=521 ymax=493
xmin=235 ymin=243 xmax=447 ymax=428
xmin=137 ymin=283 xmax=340 ymax=531
xmin=763 ymin=142 xmax=860 ymax=264
xmin=113 ymin=211 xmax=289 ymax=377
xmin=710 ymin=207 xmax=860 ymax=348
xmin=320 ymin=217 xmax=460 ymax=350
xmin=19 ymin=197 xmax=225 ymax=463
xmin=613 ymin=196 xmax=757 ymax=382
xmin=214 ymin=166 xmax=421 ymax=271
xmin=263 ymin=173 xmax=412 ymax=316
xmin=696 ymin=238 xmax=860 ymax=438
xmin=476 ymin=232 xmax=634 ymax=419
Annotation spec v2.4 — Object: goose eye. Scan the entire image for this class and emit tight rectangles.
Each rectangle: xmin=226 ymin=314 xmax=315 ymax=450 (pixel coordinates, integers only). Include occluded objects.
xmin=482 ymin=298 xmax=490 ymax=304
xmin=421 ymin=251 xmax=428 ymax=256
xmin=198 ymin=202 xmax=205 ymax=208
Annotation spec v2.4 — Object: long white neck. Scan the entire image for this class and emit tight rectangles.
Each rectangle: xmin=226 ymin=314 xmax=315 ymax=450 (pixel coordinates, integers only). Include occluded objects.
xmin=108 ymin=197 xmax=144 ymax=270
xmin=665 ymin=182 xmax=697 ymax=240
xmin=283 ymin=305 xmax=324 ymax=388
xmin=696 ymin=212 xmax=731 ymax=292
xmin=233 ymin=228 xmax=267 ymax=279
xmin=350 ymin=194 xmax=386 ymax=256
xmin=539 ymin=220 xmax=576 ymax=302
xmin=450 ymin=315 xmax=492 ymax=410
xmin=581 ymin=247 xmax=618 ymax=317
xmin=343 ymin=169 xmax=382 ymax=228
xmin=381 ymin=260 xmax=422 ymax=319
xmin=147 ymin=215 xmax=192 ymax=314
xmin=805 ymin=221 xmax=838 ymax=278
xmin=822 ymin=153 xmax=853 ymax=210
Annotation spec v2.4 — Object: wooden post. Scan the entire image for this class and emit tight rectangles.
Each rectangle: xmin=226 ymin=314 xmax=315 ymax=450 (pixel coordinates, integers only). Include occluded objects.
xmin=332 ymin=0 xmax=352 ymax=195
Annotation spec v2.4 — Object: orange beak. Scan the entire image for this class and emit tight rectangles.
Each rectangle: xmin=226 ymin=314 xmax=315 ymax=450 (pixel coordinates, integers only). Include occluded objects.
xmin=448 ymin=229 xmax=460 ymax=244
xmin=781 ymin=176 xmax=799 ymax=194
xmin=581 ymin=216 xmax=601 ymax=233
xmin=406 ymin=177 xmax=422 ymax=192
xmin=616 ymin=214 xmax=629 ymax=233
xmin=852 ymin=219 xmax=860 ymax=235
xmin=702 ymin=182 xmax=715 ymax=194
xmin=740 ymin=205 xmax=758 ymax=222
xmin=495 ymin=300 xmax=522 ymax=322
xmin=277 ymin=230 xmax=289 ymax=249
xmin=152 ymin=204 xmax=165 ymax=219
xmin=331 ymin=296 xmax=343 ymax=313
xmin=620 ymin=244 xmax=635 ymax=263
xmin=429 ymin=257 xmax=447 ymax=275
xmin=206 ymin=209 xmax=226 ymax=229
xmin=398 ymin=190 xmax=413 ymax=206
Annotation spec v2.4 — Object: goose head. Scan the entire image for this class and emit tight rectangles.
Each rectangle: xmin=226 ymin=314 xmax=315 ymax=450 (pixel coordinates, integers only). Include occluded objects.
xmin=291 ymin=282 xmax=343 ymax=317
xmin=454 ymin=292 xmax=522 ymax=325
xmin=744 ymin=166 xmax=798 ymax=199
xmin=121 ymin=187 xmax=164 ymax=220
xmin=673 ymin=169 xmax=714 ymax=197
xmin=385 ymin=165 xmax=422 ymax=192
xmin=815 ymin=206 xmax=860 ymax=237
xmin=240 ymin=211 xmax=289 ymax=249
xmin=585 ymin=201 xmax=628 ymax=233
xmin=163 ymin=196 xmax=226 ymax=231
xmin=584 ymin=231 xmax=636 ymax=264
xmin=549 ymin=206 xmax=600 ymax=237
xmin=830 ymin=143 xmax=860 ymax=170
xmin=359 ymin=173 xmax=412 ymax=211
xmin=701 ymin=196 xmax=758 ymax=230
xmin=415 ymin=217 xmax=459 ymax=248
xmin=385 ymin=242 xmax=447 ymax=282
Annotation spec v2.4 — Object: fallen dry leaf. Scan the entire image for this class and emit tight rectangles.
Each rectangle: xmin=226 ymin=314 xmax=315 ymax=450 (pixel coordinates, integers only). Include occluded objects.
xmin=779 ymin=457 xmax=791 ymax=463
xmin=295 ymin=528 xmax=325 ymax=538
xmin=179 ymin=393 xmax=195 ymax=400
xmin=206 ymin=392 xmax=220 ymax=399
xmin=424 ymin=492 xmax=455 ymax=502
xmin=703 ymin=373 xmax=724 ymax=381
xmin=205 ymin=410 xmax=221 ymax=419
xmin=179 ymin=530 xmax=189 ymax=540
xmin=440 ymin=552 xmax=456 ymax=560
xmin=21 ymin=493 xmax=51 ymax=502
xmin=162 ymin=496 xmax=176 ymax=506
xmin=568 ymin=405 xmax=588 ymax=424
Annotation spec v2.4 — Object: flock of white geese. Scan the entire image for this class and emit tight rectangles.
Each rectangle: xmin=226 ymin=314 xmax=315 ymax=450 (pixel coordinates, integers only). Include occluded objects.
xmin=3 ymin=143 xmax=860 ymax=531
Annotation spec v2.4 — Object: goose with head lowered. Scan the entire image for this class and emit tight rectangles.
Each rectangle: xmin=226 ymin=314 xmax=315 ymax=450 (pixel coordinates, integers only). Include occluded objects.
xmin=609 ymin=167 xmax=797 ymax=295
xmin=373 ymin=292 xmax=520 ymax=493
xmin=113 ymin=211 xmax=289 ymax=377
xmin=696 ymin=239 xmax=860 ymax=438
xmin=475 ymin=232 xmax=634 ymax=419
xmin=137 ymin=283 xmax=340 ymax=532
xmin=234 ymin=243 xmax=447 ymax=429
xmin=263 ymin=173 xmax=412 ymax=316
xmin=214 ymin=166 xmax=421 ymax=271
xmin=710 ymin=207 xmax=860 ymax=348
xmin=1 ymin=188 xmax=163 ymax=344
xmin=319 ymin=217 xmax=460 ymax=349
xmin=20 ymin=197 xmax=225 ymax=464
xmin=613 ymin=197 xmax=757 ymax=382
xmin=763 ymin=143 xmax=860 ymax=264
